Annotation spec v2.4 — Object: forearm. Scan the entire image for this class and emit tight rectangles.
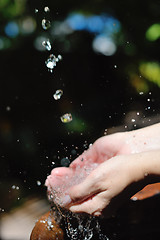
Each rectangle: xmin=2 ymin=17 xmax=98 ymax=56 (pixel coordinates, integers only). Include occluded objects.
xmin=129 ymin=150 xmax=160 ymax=185
xmin=127 ymin=123 xmax=160 ymax=153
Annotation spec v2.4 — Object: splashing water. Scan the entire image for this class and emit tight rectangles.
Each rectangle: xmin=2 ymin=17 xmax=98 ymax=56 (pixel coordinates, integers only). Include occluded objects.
xmin=46 ymin=162 xmax=98 ymax=206
xmin=40 ymin=7 xmax=109 ymax=240
xmin=46 ymin=206 xmax=109 ymax=240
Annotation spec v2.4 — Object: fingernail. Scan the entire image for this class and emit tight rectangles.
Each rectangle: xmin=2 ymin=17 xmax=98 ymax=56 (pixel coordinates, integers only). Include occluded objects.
xmin=62 ymin=195 xmax=72 ymax=206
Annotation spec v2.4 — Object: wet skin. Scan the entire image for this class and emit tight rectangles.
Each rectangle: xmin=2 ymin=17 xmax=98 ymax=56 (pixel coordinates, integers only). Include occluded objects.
xmin=45 ymin=124 xmax=160 ymax=217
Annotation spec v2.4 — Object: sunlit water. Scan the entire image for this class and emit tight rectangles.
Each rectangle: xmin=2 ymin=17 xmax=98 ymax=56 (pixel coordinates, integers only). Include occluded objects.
xmin=47 ymin=204 xmax=109 ymax=240
xmin=39 ymin=6 xmax=109 ymax=239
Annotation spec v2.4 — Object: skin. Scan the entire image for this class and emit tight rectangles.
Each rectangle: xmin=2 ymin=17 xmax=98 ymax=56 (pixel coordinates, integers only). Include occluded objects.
xmin=46 ymin=123 xmax=160 ymax=218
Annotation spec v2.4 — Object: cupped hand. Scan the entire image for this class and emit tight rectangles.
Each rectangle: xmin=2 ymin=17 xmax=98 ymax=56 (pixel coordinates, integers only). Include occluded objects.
xmin=68 ymin=153 xmax=148 ymax=217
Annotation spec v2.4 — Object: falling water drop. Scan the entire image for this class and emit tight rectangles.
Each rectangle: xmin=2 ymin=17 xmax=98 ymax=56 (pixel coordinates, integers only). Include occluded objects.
xmin=60 ymin=113 xmax=72 ymax=123
xmin=60 ymin=157 xmax=70 ymax=167
xmin=6 ymin=106 xmax=11 ymax=111
xmin=42 ymin=40 xmax=51 ymax=51
xmin=37 ymin=180 xmax=41 ymax=186
xmin=42 ymin=19 xmax=51 ymax=30
xmin=57 ymin=54 xmax=62 ymax=61
xmin=44 ymin=6 xmax=50 ymax=12
xmin=45 ymin=54 xmax=57 ymax=72
xmin=53 ymin=89 xmax=63 ymax=100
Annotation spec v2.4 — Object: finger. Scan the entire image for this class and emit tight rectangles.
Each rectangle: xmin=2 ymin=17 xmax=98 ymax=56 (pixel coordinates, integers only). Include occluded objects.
xmin=45 ymin=167 xmax=73 ymax=188
xmin=69 ymin=191 xmax=109 ymax=216
xmin=70 ymin=146 xmax=97 ymax=169
xmin=62 ymin=173 xmax=102 ymax=207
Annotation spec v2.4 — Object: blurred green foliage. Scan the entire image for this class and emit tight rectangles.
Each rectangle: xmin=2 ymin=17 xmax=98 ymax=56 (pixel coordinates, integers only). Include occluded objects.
xmin=1 ymin=0 xmax=160 ymax=211
xmin=0 ymin=0 xmax=26 ymax=19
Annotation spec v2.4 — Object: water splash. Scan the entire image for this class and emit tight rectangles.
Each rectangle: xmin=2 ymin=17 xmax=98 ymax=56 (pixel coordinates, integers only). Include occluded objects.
xmin=47 ymin=206 xmax=109 ymax=240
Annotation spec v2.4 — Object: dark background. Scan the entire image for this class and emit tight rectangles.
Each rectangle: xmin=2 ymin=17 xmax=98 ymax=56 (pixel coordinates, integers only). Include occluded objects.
xmin=1 ymin=0 xmax=160 ymax=220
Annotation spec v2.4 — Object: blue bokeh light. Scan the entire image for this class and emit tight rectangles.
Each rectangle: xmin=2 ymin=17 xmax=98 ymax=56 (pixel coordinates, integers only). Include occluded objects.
xmin=86 ymin=15 xmax=104 ymax=33
xmin=5 ymin=22 xmax=19 ymax=38
xmin=66 ymin=13 xmax=121 ymax=36
xmin=66 ymin=14 xmax=87 ymax=31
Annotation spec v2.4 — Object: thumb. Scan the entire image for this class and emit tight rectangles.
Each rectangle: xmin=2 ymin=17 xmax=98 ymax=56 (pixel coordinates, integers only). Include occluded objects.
xmin=62 ymin=175 xmax=99 ymax=207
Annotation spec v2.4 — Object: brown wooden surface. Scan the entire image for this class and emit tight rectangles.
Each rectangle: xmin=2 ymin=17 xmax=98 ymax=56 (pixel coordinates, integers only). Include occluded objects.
xmin=30 ymin=211 xmax=64 ymax=240
xmin=131 ymin=182 xmax=160 ymax=200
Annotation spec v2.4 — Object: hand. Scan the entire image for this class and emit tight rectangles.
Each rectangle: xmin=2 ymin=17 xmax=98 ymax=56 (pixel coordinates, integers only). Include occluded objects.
xmin=45 ymin=124 xmax=160 ymax=215
xmin=68 ymin=153 xmax=148 ymax=217
xmin=45 ymin=131 xmax=131 ymax=207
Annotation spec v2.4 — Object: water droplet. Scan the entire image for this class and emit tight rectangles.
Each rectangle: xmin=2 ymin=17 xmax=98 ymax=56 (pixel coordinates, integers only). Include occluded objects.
xmin=137 ymin=112 xmax=140 ymax=115
xmin=114 ymin=65 xmax=117 ymax=68
xmin=53 ymin=89 xmax=63 ymax=100
xmin=71 ymin=149 xmax=77 ymax=155
xmin=139 ymin=91 xmax=144 ymax=95
xmin=37 ymin=180 xmax=41 ymax=186
xmin=61 ymin=157 xmax=70 ymax=167
xmin=60 ymin=113 xmax=72 ymax=123
xmin=42 ymin=39 xmax=51 ymax=51
xmin=45 ymin=54 xmax=57 ymax=72
xmin=131 ymin=119 xmax=135 ymax=122
xmin=147 ymin=98 xmax=150 ymax=102
xmin=42 ymin=19 xmax=51 ymax=30
xmin=6 ymin=106 xmax=11 ymax=111
xmin=12 ymin=185 xmax=19 ymax=190
xmin=44 ymin=6 xmax=50 ymax=12
xmin=57 ymin=54 xmax=62 ymax=61
xmin=35 ymin=9 xmax=39 ymax=13
xmin=132 ymin=196 xmax=138 ymax=201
